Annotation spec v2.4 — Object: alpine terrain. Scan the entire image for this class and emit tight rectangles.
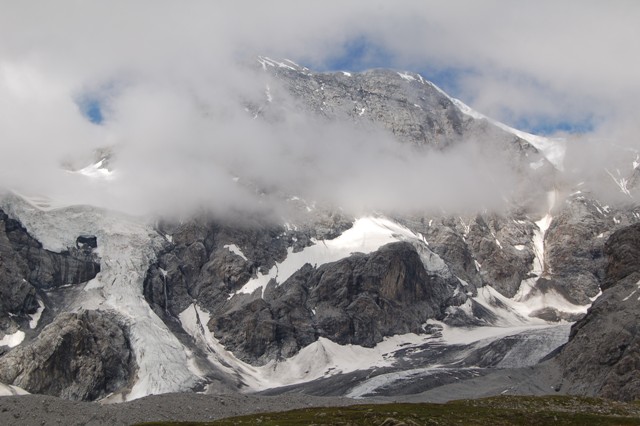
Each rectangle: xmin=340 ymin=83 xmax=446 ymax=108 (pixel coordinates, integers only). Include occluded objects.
xmin=1 ymin=57 xmax=639 ymax=419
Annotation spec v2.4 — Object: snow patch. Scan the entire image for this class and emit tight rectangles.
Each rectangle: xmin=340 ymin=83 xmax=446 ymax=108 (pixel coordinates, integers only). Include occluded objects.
xmin=223 ymin=244 xmax=248 ymax=261
xmin=0 ymin=382 xmax=29 ymax=396
xmin=605 ymin=169 xmax=632 ymax=197
xmin=0 ymin=330 xmax=25 ymax=348
xmin=179 ymin=303 xmax=433 ymax=391
xmin=515 ymin=211 xmax=552 ymax=302
xmin=28 ymin=298 xmax=45 ymax=329
xmin=73 ymin=159 xmax=115 ymax=181
xmin=397 ymin=72 xmax=416 ymax=81
xmin=1 ymin=194 xmax=201 ymax=401
xmin=234 ymin=216 xmax=443 ymax=297
xmin=451 ymin=98 xmax=566 ymax=171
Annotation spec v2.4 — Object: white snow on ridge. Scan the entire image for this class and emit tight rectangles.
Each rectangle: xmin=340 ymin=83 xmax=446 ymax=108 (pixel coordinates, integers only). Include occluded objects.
xmin=605 ymin=168 xmax=632 ymax=197
xmin=29 ymin=298 xmax=45 ymax=329
xmin=0 ymin=330 xmax=25 ymax=348
xmin=224 ymin=244 xmax=248 ymax=261
xmin=74 ymin=159 xmax=114 ymax=181
xmin=451 ymin=98 xmax=566 ymax=171
xmin=0 ymin=382 xmax=29 ymax=396
xmin=179 ymin=302 xmax=436 ymax=391
xmin=234 ymin=217 xmax=428 ymax=297
xmin=397 ymin=72 xmax=416 ymax=82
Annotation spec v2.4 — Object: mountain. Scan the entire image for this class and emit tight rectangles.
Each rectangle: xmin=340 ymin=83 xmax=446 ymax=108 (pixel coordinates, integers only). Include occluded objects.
xmin=0 ymin=58 xmax=638 ymax=404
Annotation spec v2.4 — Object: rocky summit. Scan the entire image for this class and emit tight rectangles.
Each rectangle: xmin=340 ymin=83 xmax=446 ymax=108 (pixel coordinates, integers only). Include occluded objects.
xmin=0 ymin=58 xmax=639 ymax=414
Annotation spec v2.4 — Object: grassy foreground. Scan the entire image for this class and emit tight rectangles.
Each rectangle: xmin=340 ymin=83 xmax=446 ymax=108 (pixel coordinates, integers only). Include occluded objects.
xmin=137 ymin=395 xmax=640 ymax=425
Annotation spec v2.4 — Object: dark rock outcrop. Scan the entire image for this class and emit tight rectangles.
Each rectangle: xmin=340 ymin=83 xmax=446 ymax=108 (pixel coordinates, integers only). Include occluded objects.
xmin=144 ymin=211 xmax=352 ymax=318
xmin=0 ymin=209 xmax=100 ymax=335
xmin=210 ymin=242 xmax=457 ymax=365
xmin=0 ymin=310 xmax=136 ymax=401
xmin=557 ymin=223 xmax=640 ymax=401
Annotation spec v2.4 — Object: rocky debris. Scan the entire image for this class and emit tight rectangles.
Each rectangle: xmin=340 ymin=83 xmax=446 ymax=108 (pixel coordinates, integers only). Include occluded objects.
xmin=0 ymin=209 xmax=100 ymax=336
xmin=0 ymin=392 xmax=356 ymax=426
xmin=210 ymin=242 xmax=459 ymax=365
xmin=0 ymin=310 xmax=136 ymax=401
xmin=556 ymin=223 xmax=640 ymax=401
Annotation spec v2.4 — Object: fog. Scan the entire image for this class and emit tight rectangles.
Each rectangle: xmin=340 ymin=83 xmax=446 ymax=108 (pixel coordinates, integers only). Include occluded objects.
xmin=0 ymin=1 xmax=637 ymax=218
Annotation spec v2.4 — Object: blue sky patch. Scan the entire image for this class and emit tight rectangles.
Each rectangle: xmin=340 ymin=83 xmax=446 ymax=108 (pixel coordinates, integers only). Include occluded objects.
xmin=76 ymin=94 xmax=104 ymax=125
xmin=318 ymin=37 xmax=395 ymax=72
xmin=316 ymin=36 xmax=594 ymax=136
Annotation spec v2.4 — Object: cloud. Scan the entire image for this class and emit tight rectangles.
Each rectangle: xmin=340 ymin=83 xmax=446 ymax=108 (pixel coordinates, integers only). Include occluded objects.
xmin=0 ymin=1 xmax=637 ymax=217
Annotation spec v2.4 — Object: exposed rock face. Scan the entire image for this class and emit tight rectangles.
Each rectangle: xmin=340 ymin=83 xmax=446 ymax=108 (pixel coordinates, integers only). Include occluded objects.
xmin=396 ymin=212 xmax=537 ymax=299
xmin=557 ymin=223 xmax=640 ymax=401
xmin=210 ymin=242 xmax=457 ymax=365
xmin=0 ymin=209 xmax=100 ymax=336
xmin=144 ymin=212 xmax=352 ymax=319
xmin=0 ymin=310 xmax=136 ymax=401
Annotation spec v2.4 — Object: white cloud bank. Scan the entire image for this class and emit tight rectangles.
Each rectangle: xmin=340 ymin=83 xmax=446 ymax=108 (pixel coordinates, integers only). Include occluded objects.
xmin=0 ymin=1 xmax=637 ymax=216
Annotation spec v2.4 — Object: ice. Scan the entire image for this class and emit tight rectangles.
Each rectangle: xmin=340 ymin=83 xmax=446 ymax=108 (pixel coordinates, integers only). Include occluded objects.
xmin=474 ymin=260 xmax=481 ymax=271
xmin=397 ymin=72 xmax=416 ymax=82
xmin=257 ymin=56 xmax=296 ymax=71
xmin=0 ymin=382 xmax=29 ymax=396
xmin=605 ymin=169 xmax=632 ymax=197
xmin=495 ymin=325 xmax=571 ymax=368
xmin=178 ymin=303 xmax=423 ymax=391
xmin=0 ymin=193 xmax=201 ymax=401
xmin=179 ymin=303 xmax=262 ymax=389
xmin=0 ymin=330 xmax=25 ymax=348
xmin=514 ymin=190 xmax=554 ymax=303
xmin=346 ymin=367 xmax=459 ymax=398
xmin=451 ymin=98 xmax=566 ymax=171
xmin=341 ymin=71 xmax=352 ymax=77
xmin=74 ymin=159 xmax=114 ymax=181
xmin=28 ymin=298 xmax=45 ymax=329
xmin=234 ymin=216 xmax=440 ymax=297
xmin=623 ymin=280 xmax=640 ymax=301
xmin=223 ymin=244 xmax=248 ymax=261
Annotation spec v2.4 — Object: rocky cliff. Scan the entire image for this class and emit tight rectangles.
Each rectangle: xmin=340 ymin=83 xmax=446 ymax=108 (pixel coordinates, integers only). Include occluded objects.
xmin=557 ymin=222 xmax=640 ymax=401
xmin=0 ymin=61 xmax=638 ymax=403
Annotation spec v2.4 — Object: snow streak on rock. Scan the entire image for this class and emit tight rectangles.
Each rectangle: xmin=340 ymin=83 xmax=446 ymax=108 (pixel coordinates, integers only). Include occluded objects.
xmin=0 ymin=194 xmax=201 ymax=401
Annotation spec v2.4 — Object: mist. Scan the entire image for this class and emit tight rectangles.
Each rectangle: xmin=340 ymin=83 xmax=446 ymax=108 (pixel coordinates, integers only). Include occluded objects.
xmin=0 ymin=1 xmax=638 ymax=219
